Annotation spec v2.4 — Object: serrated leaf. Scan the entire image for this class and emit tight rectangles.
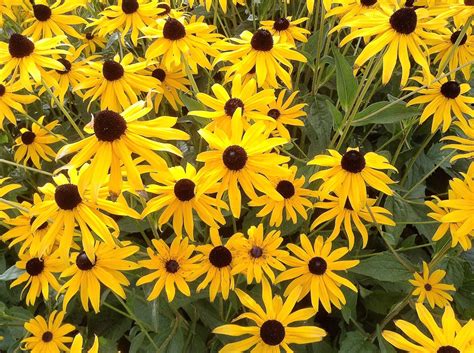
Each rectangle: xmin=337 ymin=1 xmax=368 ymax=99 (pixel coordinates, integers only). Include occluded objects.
xmin=332 ymin=46 xmax=358 ymax=112
xmin=351 ymin=101 xmax=419 ymax=126
xmin=350 ymin=253 xmax=412 ymax=282
xmin=339 ymin=332 xmax=377 ymax=353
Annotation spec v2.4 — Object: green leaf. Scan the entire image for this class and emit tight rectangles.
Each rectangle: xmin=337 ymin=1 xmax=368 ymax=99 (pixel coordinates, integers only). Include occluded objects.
xmin=0 ymin=265 xmax=23 ymax=281
xmin=332 ymin=46 xmax=358 ymax=112
xmin=339 ymin=332 xmax=377 ymax=353
xmin=351 ymin=101 xmax=419 ymax=126
xmin=351 ymin=253 xmax=412 ymax=282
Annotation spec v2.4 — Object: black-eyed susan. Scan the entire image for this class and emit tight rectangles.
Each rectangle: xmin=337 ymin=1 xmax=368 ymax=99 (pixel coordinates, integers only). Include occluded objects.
xmin=0 ymin=80 xmax=37 ymax=129
xmin=143 ymin=16 xmax=221 ymax=72
xmin=137 ymin=236 xmax=202 ymax=302
xmin=382 ymin=303 xmax=474 ymax=353
xmin=22 ymin=0 xmax=86 ymax=40
xmin=249 ymin=165 xmax=314 ymax=227
xmin=91 ymin=0 xmax=161 ymax=46
xmin=276 ymin=234 xmax=359 ymax=313
xmin=191 ymin=74 xmax=275 ymax=134
xmin=426 ymin=195 xmax=473 ymax=251
xmin=197 ymin=112 xmax=290 ymax=218
xmin=338 ymin=3 xmax=447 ymax=85
xmin=406 ymin=75 xmax=474 ymax=133
xmin=14 ymin=116 xmax=64 ymax=169
xmin=187 ymin=0 xmax=246 ymax=13
xmin=75 ymin=31 xmax=106 ymax=56
xmin=56 ymin=100 xmax=189 ymax=196
xmin=74 ymin=54 xmax=157 ymax=111
xmin=193 ymin=228 xmax=240 ymax=301
xmin=257 ymin=90 xmax=306 ymax=141
xmin=308 ymin=148 xmax=397 ymax=212
xmin=216 ymin=29 xmax=307 ymax=88
xmin=142 ymin=163 xmax=227 ymax=239
xmin=23 ymin=311 xmax=75 ymax=353
xmin=409 ymin=261 xmax=455 ymax=309
xmin=10 ymin=252 xmax=64 ymax=306
xmin=0 ymin=177 xmax=21 ymax=220
xmin=311 ymin=193 xmax=395 ymax=249
xmin=31 ymin=166 xmax=139 ymax=261
xmin=70 ymin=334 xmax=99 ymax=353
xmin=213 ymin=278 xmax=326 ymax=352
xmin=442 ymin=120 xmax=474 ymax=161
xmin=59 ymin=242 xmax=139 ymax=313
xmin=0 ymin=0 xmax=18 ymax=27
xmin=0 ymin=33 xmax=68 ymax=91
xmin=326 ymin=0 xmax=387 ymax=24
xmin=231 ymin=224 xmax=288 ymax=284
xmin=260 ymin=17 xmax=311 ymax=45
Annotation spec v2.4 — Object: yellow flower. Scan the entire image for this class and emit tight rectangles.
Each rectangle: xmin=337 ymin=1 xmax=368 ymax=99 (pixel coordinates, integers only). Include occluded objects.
xmin=70 ymin=334 xmax=99 ymax=353
xmin=442 ymin=119 xmax=474 ymax=161
xmin=75 ymin=31 xmax=106 ymax=56
xmin=0 ymin=80 xmax=37 ymax=129
xmin=409 ymin=261 xmax=455 ymax=309
xmin=260 ymin=17 xmax=310 ymax=45
xmin=382 ymin=303 xmax=474 ymax=352
xmin=0 ymin=177 xmax=21 ymax=220
xmin=59 ymin=242 xmax=139 ymax=313
xmin=213 ymin=278 xmax=326 ymax=352
xmin=137 ymin=236 xmax=202 ymax=302
xmin=187 ymin=0 xmax=246 ymax=13
xmin=276 ymin=234 xmax=359 ymax=313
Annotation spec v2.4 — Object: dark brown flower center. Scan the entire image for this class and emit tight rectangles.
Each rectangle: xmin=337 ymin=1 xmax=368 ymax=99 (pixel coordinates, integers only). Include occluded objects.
xmin=165 ymin=259 xmax=179 ymax=273
xmin=174 ymin=178 xmax=195 ymax=201
xmin=224 ymin=98 xmax=244 ymax=117
xmin=9 ymin=33 xmax=35 ymax=58
xmin=260 ymin=320 xmax=285 ymax=346
xmin=249 ymin=66 xmax=256 ymax=74
xmin=465 ymin=0 xmax=474 ymax=5
xmin=163 ymin=18 xmax=186 ymax=41
xmin=157 ymin=3 xmax=171 ymax=15
xmin=437 ymin=347 xmax=460 ymax=353
xmin=21 ymin=131 xmax=36 ymax=145
xmin=0 ymin=84 xmax=5 ymax=97
xmin=267 ymin=109 xmax=281 ymax=120
xmin=441 ymin=81 xmax=461 ymax=99
xmin=341 ymin=150 xmax=366 ymax=173
xmin=308 ymin=256 xmax=327 ymax=275
xmin=152 ymin=68 xmax=166 ymax=82
xmin=26 ymin=258 xmax=44 ymax=276
xmin=56 ymin=58 xmax=72 ymax=74
xmin=42 ymin=331 xmax=53 ymax=342
xmin=54 ymin=184 xmax=82 ymax=210
xmin=122 ymin=0 xmax=139 ymax=14
xmin=273 ymin=18 xmax=290 ymax=31
xmin=209 ymin=245 xmax=232 ymax=268
xmin=251 ymin=29 xmax=274 ymax=51
xmin=276 ymin=180 xmax=295 ymax=199
xmin=250 ymin=246 xmax=263 ymax=258
xmin=222 ymin=145 xmax=248 ymax=171
xmin=389 ymin=8 xmax=417 ymax=35
xmin=76 ymin=251 xmax=95 ymax=270
xmin=361 ymin=0 xmax=377 ymax=6
xmin=424 ymin=283 xmax=432 ymax=291
xmin=450 ymin=31 xmax=467 ymax=45
xmin=93 ymin=110 xmax=127 ymax=142
xmin=85 ymin=32 xmax=94 ymax=40
xmin=30 ymin=216 xmax=48 ymax=230
xmin=102 ymin=60 xmax=125 ymax=81
xmin=33 ymin=4 xmax=52 ymax=21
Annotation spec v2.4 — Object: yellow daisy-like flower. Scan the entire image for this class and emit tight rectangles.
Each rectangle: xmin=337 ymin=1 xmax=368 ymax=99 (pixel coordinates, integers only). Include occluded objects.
xmin=426 ymin=195 xmax=473 ymax=251
xmin=231 ymin=224 xmax=288 ymax=284
xmin=260 ymin=17 xmax=310 ymax=45
xmin=276 ymin=234 xmax=359 ymax=313
xmin=0 ymin=177 xmax=21 ymax=220
xmin=197 ymin=112 xmax=290 ymax=218
xmin=59 ymin=242 xmax=139 ymax=313
xmin=23 ymin=311 xmax=75 ymax=353
xmin=91 ymin=0 xmax=161 ymax=46
xmin=326 ymin=0 xmax=388 ymax=24
xmin=0 ymin=33 xmax=68 ymax=91
xmin=406 ymin=75 xmax=474 ymax=133
xmin=14 ymin=116 xmax=65 ymax=169
xmin=137 ymin=236 xmax=202 ymax=302
xmin=338 ymin=3 xmax=447 ymax=85
xmin=0 ymin=0 xmax=19 ymax=26
xmin=308 ymin=147 xmax=397 ymax=212
xmin=187 ymin=0 xmax=246 ymax=13
xmin=191 ymin=74 xmax=275 ymax=134
xmin=75 ymin=53 xmax=158 ymax=111
xmin=10 ymin=252 xmax=64 ymax=306
xmin=31 ymin=166 xmax=139 ymax=261
xmin=311 ymin=193 xmax=395 ymax=249
xmin=56 ymin=100 xmax=189 ymax=196
xmin=382 ymin=303 xmax=474 ymax=353
xmin=70 ymin=334 xmax=99 ymax=353
xmin=142 ymin=163 xmax=227 ymax=239
xmin=213 ymin=278 xmax=326 ymax=352
xmin=143 ymin=16 xmax=221 ymax=71
xmin=0 ymin=80 xmax=37 ymax=129
xmin=193 ymin=228 xmax=240 ymax=301
xmin=75 ymin=31 xmax=106 ymax=56
xmin=409 ymin=261 xmax=455 ymax=309
xmin=249 ymin=165 xmax=314 ymax=227
xmin=256 ymin=90 xmax=306 ymax=141
xmin=216 ymin=29 xmax=307 ymax=88
xmin=22 ymin=0 xmax=86 ymax=40
xmin=442 ymin=119 xmax=474 ymax=161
